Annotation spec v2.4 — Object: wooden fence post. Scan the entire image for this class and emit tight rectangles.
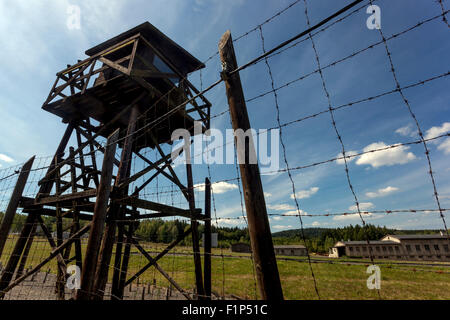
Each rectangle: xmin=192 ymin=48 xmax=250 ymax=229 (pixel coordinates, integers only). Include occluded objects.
xmin=0 ymin=156 xmax=35 ymax=258
xmin=204 ymin=178 xmax=212 ymax=299
xmin=218 ymin=30 xmax=284 ymax=300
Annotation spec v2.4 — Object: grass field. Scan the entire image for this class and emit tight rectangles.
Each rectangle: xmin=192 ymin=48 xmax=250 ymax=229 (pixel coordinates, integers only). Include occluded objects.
xmin=1 ymin=237 xmax=449 ymax=300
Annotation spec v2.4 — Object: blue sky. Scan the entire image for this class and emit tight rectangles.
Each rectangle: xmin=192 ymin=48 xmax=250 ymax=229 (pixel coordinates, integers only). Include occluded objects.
xmin=0 ymin=0 xmax=449 ymax=231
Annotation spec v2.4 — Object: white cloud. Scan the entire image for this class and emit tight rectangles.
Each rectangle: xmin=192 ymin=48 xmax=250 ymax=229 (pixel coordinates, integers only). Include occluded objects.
xmin=272 ymin=216 xmax=283 ymax=221
xmin=424 ymin=123 xmax=450 ymax=154
xmin=424 ymin=122 xmax=450 ymax=141
xmin=291 ymin=187 xmax=319 ymax=199
xmin=437 ymin=137 xmax=450 ymax=154
xmin=311 ymin=221 xmax=320 ymax=227
xmin=264 ymin=192 xmax=272 ymax=198
xmin=212 ymin=218 xmax=244 ymax=227
xmin=333 ymin=212 xmax=373 ymax=221
xmin=272 ymin=225 xmax=293 ymax=230
xmin=0 ymin=154 xmax=14 ymax=163
xmin=349 ymin=202 xmax=374 ymax=211
xmin=267 ymin=204 xmax=295 ymax=211
xmin=194 ymin=181 xmax=238 ymax=194
xmin=355 ymin=142 xmax=416 ymax=168
xmin=395 ymin=124 xmax=416 ymax=137
xmin=336 ymin=151 xmax=358 ymax=164
xmin=282 ymin=209 xmax=308 ymax=216
xmin=365 ymin=186 xmax=399 ymax=198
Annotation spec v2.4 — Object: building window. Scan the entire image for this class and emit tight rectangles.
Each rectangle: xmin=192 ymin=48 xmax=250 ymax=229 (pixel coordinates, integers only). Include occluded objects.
xmin=363 ymin=247 xmax=367 ymax=252
xmin=444 ymin=245 xmax=449 ymax=252
xmin=415 ymin=245 xmax=421 ymax=251
xmin=388 ymin=247 xmax=393 ymax=253
xmin=424 ymin=245 xmax=430 ymax=251
xmin=434 ymin=245 xmax=440 ymax=251
xmin=349 ymin=247 xmax=353 ymax=252
xmin=291 ymin=250 xmax=294 ymax=255
xmin=406 ymin=245 xmax=412 ymax=252
xmin=376 ymin=246 xmax=380 ymax=252
xmin=382 ymin=247 xmax=387 ymax=252
xmin=356 ymin=247 xmax=360 ymax=252
xmin=395 ymin=246 xmax=400 ymax=252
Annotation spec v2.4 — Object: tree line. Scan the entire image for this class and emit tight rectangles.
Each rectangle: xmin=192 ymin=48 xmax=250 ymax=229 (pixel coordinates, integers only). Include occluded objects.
xmin=1 ymin=212 xmax=444 ymax=252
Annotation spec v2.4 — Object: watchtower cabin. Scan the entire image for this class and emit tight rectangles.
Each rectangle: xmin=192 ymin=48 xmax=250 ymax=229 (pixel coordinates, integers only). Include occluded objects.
xmin=0 ymin=22 xmax=212 ymax=300
xmin=42 ymin=22 xmax=211 ymax=149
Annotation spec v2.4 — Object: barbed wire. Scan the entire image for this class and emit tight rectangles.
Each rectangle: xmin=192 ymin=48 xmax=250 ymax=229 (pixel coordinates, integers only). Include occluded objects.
xmin=369 ymin=0 xmax=449 ymax=242
xmin=258 ymin=22 xmax=321 ymax=299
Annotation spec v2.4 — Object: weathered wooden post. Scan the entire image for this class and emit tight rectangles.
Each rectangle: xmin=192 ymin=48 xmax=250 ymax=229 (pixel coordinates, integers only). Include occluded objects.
xmin=218 ymin=30 xmax=284 ymax=300
xmin=204 ymin=177 xmax=212 ymax=299
xmin=76 ymin=129 xmax=119 ymax=300
xmin=186 ymin=162 xmax=205 ymax=299
xmin=0 ymin=156 xmax=35 ymax=258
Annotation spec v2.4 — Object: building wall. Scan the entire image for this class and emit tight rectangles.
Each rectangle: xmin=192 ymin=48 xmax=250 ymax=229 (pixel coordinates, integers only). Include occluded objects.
xmin=332 ymin=239 xmax=450 ymax=261
xmin=231 ymin=243 xmax=251 ymax=253
xmin=274 ymin=247 xmax=306 ymax=256
xmin=398 ymin=239 xmax=450 ymax=261
xmin=344 ymin=244 xmax=404 ymax=260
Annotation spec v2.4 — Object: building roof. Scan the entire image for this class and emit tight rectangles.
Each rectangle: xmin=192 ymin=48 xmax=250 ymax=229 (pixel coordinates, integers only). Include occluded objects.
xmin=85 ymin=22 xmax=205 ymax=75
xmin=334 ymin=240 xmax=397 ymax=246
xmin=274 ymin=245 xmax=306 ymax=249
xmin=383 ymin=234 xmax=449 ymax=240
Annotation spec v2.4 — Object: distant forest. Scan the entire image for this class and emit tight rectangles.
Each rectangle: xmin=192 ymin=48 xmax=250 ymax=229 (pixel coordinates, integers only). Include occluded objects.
xmin=1 ymin=212 xmax=444 ymax=252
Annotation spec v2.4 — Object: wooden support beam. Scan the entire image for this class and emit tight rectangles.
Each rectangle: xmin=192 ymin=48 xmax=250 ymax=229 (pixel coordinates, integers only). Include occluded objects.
xmin=114 ymin=197 xmax=200 ymax=217
xmin=125 ymin=227 xmax=192 ymax=286
xmin=94 ymin=105 xmax=139 ymax=300
xmin=0 ymin=222 xmax=91 ymax=298
xmin=99 ymin=57 xmax=130 ymax=76
xmin=22 ymin=189 xmax=98 ymax=207
xmin=0 ymin=156 xmax=35 ymax=258
xmin=39 ymin=93 xmax=146 ymax=186
xmin=186 ymin=162 xmax=205 ymax=300
xmin=219 ymin=30 xmax=284 ymax=300
xmin=130 ymin=238 xmax=191 ymax=300
xmin=76 ymin=129 xmax=119 ymax=300
xmin=204 ymin=178 xmax=212 ymax=300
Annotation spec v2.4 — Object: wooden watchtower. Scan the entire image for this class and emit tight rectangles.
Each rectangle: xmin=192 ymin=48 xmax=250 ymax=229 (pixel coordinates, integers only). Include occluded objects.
xmin=0 ymin=22 xmax=211 ymax=300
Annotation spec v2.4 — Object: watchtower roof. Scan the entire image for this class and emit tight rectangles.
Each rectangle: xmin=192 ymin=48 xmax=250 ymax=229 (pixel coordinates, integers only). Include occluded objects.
xmin=85 ymin=22 xmax=205 ymax=75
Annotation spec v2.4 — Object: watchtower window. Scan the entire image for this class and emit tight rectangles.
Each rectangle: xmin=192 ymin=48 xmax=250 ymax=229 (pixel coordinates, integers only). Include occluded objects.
xmin=153 ymin=55 xmax=179 ymax=84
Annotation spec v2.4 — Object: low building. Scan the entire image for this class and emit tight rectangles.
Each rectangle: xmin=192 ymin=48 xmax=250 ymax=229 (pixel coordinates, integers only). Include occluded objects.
xmin=274 ymin=245 xmax=307 ymax=256
xmin=231 ymin=242 xmax=251 ymax=253
xmin=329 ymin=233 xmax=450 ymax=262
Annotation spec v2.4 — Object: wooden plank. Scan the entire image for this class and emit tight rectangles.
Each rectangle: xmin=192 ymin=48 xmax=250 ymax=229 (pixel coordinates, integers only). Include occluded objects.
xmin=99 ymin=57 xmax=130 ymax=76
xmin=115 ymin=197 xmax=199 ymax=217
xmin=23 ymin=189 xmax=97 ymax=207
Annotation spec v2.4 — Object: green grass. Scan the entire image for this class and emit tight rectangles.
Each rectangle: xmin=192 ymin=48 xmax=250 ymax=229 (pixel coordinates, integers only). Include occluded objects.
xmin=1 ymin=237 xmax=449 ymax=299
